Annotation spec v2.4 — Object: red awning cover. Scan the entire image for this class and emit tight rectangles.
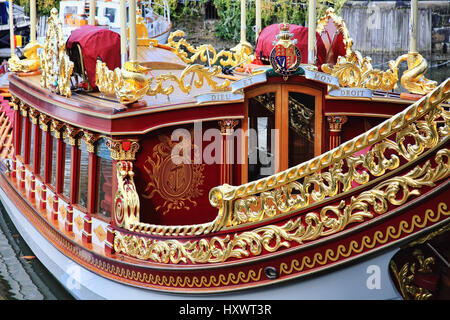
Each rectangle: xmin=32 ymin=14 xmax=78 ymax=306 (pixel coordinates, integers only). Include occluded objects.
xmin=66 ymin=25 xmax=121 ymax=90
xmin=253 ymin=24 xmax=328 ymax=69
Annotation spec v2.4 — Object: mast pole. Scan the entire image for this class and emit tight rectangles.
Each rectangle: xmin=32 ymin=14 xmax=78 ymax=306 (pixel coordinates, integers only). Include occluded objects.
xmin=89 ymin=0 xmax=96 ymax=25
xmin=9 ymin=0 xmax=14 ymax=57
xmin=120 ymin=0 xmax=127 ymax=65
xmin=307 ymin=0 xmax=316 ymax=65
xmin=240 ymin=0 xmax=247 ymax=44
xmin=255 ymin=0 xmax=261 ymax=40
xmin=30 ymin=0 xmax=36 ymax=42
xmin=409 ymin=0 xmax=418 ymax=53
xmin=129 ymin=0 xmax=137 ymax=61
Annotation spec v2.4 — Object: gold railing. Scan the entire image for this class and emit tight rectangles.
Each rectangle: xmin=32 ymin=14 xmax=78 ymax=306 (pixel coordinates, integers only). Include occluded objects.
xmin=121 ymin=78 xmax=449 ymax=241
xmin=113 ymin=79 xmax=449 ymax=264
xmin=209 ymin=78 xmax=449 ymax=227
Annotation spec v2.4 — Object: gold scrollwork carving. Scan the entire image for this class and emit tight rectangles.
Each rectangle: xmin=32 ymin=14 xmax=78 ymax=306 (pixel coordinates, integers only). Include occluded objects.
xmin=28 ymin=108 xmax=40 ymax=125
xmin=167 ymin=30 xmax=254 ymax=67
xmin=65 ymin=125 xmax=82 ymax=146
xmin=280 ymin=202 xmax=449 ymax=278
xmin=50 ymin=119 xmax=66 ymax=139
xmin=10 ymin=95 xmax=19 ymax=111
xmin=113 ymin=150 xmax=449 ymax=264
xmin=96 ymin=60 xmax=231 ymax=105
xmin=321 ymin=50 xmax=399 ymax=91
xmin=114 ymin=161 xmax=140 ymax=228
xmin=319 ymin=8 xmax=437 ymax=94
xmin=390 ymin=249 xmax=436 ymax=300
xmin=39 ymin=8 xmax=74 ymax=97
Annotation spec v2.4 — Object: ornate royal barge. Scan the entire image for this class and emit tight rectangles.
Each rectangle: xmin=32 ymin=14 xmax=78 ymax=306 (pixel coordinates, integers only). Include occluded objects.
xmin=1 ymin=0 xmax=449 ymax=299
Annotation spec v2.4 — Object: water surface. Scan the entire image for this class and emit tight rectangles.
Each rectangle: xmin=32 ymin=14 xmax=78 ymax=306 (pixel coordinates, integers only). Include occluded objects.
xmin=0 ymin=202 xmax=74 ymax=300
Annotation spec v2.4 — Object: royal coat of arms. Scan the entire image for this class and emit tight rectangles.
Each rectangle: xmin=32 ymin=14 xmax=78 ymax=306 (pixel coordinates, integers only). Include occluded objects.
xmin=269 ymin=23 xmax=302 ymax=80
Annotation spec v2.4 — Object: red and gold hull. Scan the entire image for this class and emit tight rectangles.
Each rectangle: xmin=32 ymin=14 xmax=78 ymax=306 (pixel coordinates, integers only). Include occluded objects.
xmin=1 ymin=73 xmax=449 ymax=297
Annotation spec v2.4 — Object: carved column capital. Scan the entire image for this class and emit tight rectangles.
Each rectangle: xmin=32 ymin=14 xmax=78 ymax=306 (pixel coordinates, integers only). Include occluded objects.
xmin=51 ymin=119 xmax=66 ymax=139
xmin=39 ymin=113 xmax=52 ymax=131
xmin=106 ymin=138 xmax=140 ymax=160
xmin=66 ymin=125 xmax=82 ymax=146
xmin=29 ymin=108 xmax=40 ymax=125
xmin=327 ymin=115 xmax=348 ymax=132
xmin=218 ymin=119 xmax=239 ymax=135
xmin=81 ymin=130 xmax=101 ymax=153
xmin=19 ymin=101 xmax=30 ymax=117
xmin=10 ymin=95 xmax=20 ymax=111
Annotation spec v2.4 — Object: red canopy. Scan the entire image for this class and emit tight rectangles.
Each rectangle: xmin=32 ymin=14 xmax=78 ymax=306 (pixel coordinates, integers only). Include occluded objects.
xmin=66 ymin=25 xmax=121 ymax=90
xmin=253 ymin=24 xmax=327 ymax=69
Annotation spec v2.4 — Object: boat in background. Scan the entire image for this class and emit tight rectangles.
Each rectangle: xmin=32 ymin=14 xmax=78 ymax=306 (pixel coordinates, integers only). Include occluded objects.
xmin=0 ymin=1 xmax=29 ymax=52
xmin=1 ymin=0 xmax=449 ymax=300
xmin=59 ymin=0 xmax=171 ymax=43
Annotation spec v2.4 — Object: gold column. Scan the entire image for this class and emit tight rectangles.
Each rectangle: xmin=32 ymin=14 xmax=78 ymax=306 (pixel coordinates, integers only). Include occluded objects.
xmin=30 ymin=0 xmax=36 ymax=42
xmin=308 ymin=0 xmax=316 ymax=65
xmin=120 ymin=0 xmax=127 ymax=65
xmin=9 ymin=0 xmax=14 ymax=56
xmin=129 ymin=0 xmax=137 ymax=61
xmin=89 ymin=0 xmax=96 ymax=25
xmin=410 ymin=0 xmax=418 ymax=53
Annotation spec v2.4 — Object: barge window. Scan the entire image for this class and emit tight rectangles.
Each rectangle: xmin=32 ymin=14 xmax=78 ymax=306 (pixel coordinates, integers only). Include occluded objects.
xmin=288 ymin=92 xmax=315 ymax=167
xmin=95 ymin=138 xmax=112 ymax=220
xmin=20 ymin=116 xmax=26 ymax=161
xmin=248 ymin=92 xmax=276 ymax=181
xmin=38 ymin=124 xmax=46 ymax=178
xmin=29 ymin=118 xmax=35 ymax=169
xmin=62 ymin=137 xmax=72 ymax=199
xmin=50 ymin=136 xmax=57 ymax=188
xmin=77 ymin=139 xmax=89 ymax=209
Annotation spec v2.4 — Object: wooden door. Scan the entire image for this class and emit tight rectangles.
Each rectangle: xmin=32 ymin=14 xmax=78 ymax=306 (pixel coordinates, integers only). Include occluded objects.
xmin=243 ymin=84 xmax=322 ymax=183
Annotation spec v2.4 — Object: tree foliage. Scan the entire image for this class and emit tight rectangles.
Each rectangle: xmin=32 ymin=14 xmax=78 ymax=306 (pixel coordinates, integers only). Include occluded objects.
xmin=16 ymin=0 xmax=61 ymax=16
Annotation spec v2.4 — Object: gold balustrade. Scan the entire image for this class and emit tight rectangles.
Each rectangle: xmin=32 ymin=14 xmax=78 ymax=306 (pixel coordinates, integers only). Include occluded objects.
xmin=209 ymin=78 xmax=449 ymax=227
xmin=114 ymin=78 xmax=449 ymax=244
